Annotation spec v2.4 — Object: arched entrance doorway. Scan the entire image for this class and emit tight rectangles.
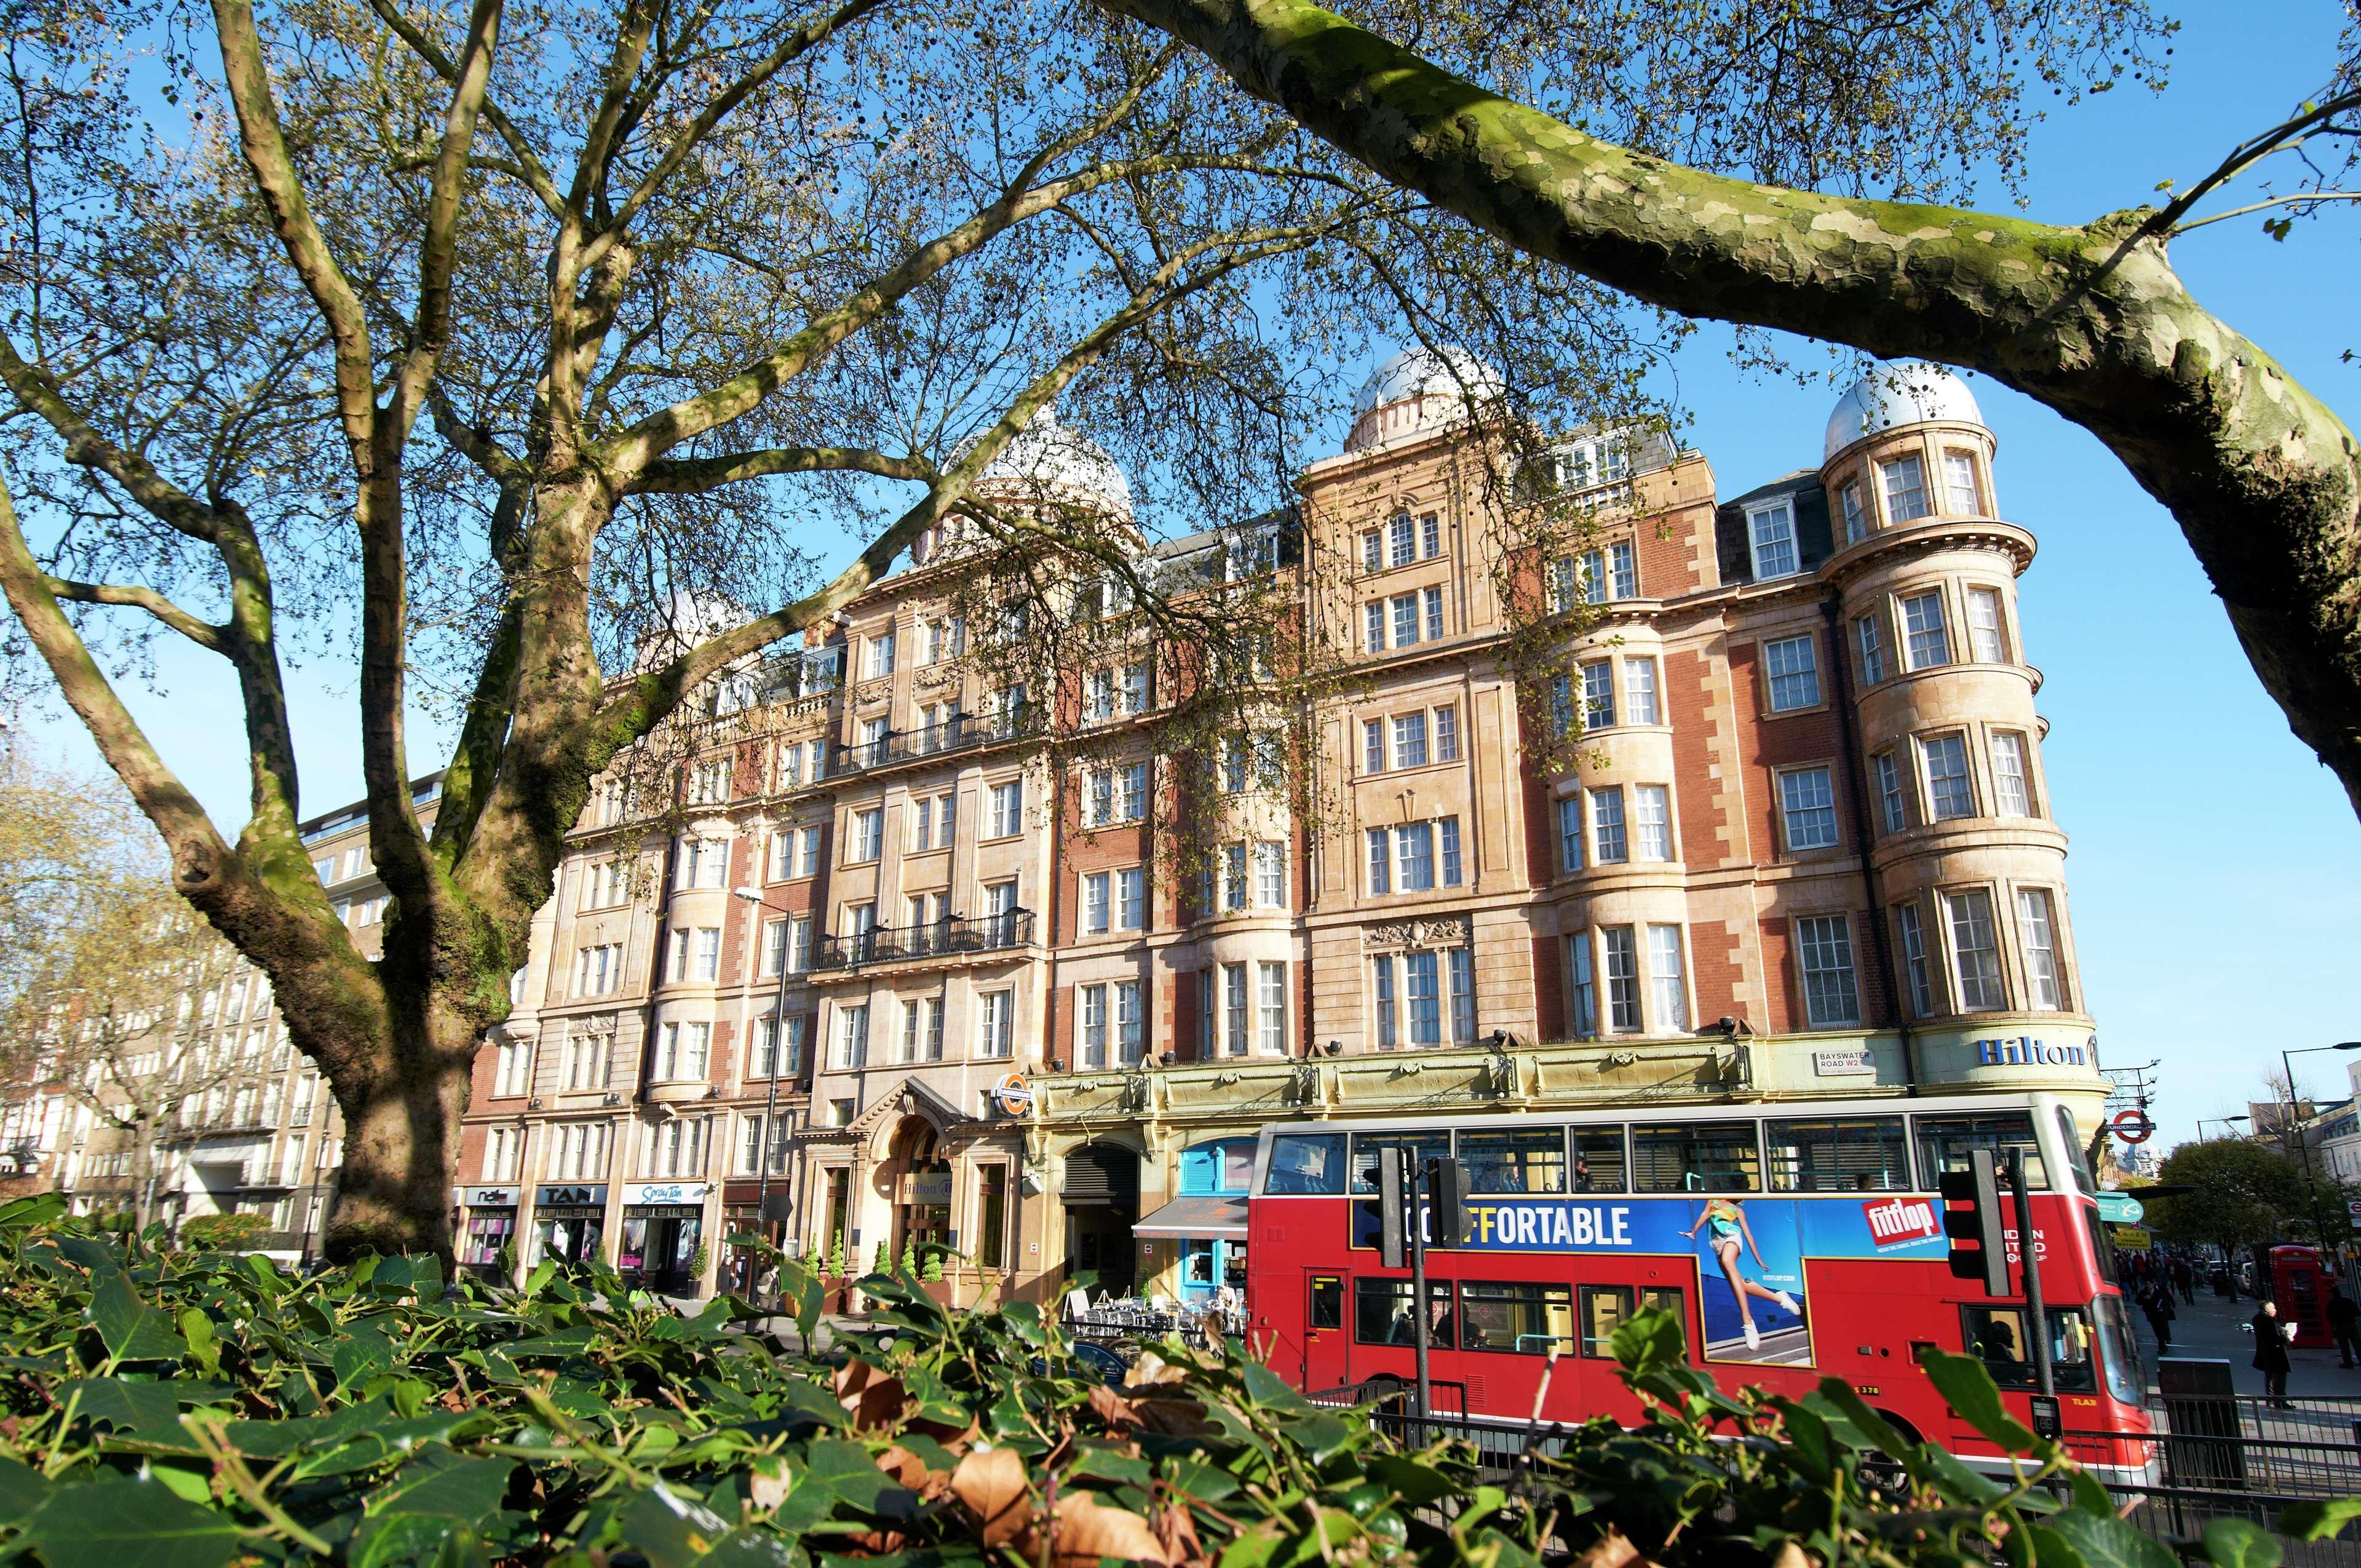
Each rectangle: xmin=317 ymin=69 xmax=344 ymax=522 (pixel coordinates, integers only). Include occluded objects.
xmin=1063 ymin=1142 xmax=1139 ymax=1296
xmin=888 ymin=1116 xmax=952 ymax=1269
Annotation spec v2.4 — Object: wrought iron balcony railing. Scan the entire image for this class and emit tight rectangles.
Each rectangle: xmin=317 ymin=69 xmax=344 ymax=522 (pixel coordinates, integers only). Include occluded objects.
xmin=812 ymin=910 xmax=1035 ymax=971
xmin=829 ymin=711 xmax=1033 ymax=777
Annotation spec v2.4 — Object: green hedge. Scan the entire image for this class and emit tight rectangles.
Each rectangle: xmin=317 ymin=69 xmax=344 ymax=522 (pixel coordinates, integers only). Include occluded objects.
xmin=0 ymin=1191 xmax=2343 ymax=1566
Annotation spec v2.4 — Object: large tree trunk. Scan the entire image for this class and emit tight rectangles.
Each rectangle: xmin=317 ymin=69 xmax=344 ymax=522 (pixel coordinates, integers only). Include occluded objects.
xmin=1102 ymin=0 xmax=2361 ymax=816
xmin=319 ymin=988 xmax=484 ymax=1260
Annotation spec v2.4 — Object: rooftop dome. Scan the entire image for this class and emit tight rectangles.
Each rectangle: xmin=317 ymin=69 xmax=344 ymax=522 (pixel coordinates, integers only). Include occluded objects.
xmin=1345 ymin=346 xmax=1503 ymax=453
xmin=1823 ymin=362 xmax=1986 ymax=462
xmin=968 ymin=406 xmax=1132 ymax=521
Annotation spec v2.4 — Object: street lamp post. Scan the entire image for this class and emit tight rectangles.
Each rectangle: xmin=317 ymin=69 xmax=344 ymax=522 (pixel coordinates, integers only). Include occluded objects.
xmin=2278 ymin=1042 xmax=2361 ymax=1246
xmin=734 ymin=887 xmax=791 ymax=1305
xmin=2198 ymin=1115 xmax=2251 ymax=1141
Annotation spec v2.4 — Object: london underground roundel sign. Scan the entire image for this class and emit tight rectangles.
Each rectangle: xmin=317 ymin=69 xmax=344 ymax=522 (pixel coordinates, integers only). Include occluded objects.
xmin=993 ymin=1073 xmax=1033 ymax=1117
xmin=2112 ymin=1109 xmax=2155 ymax=1144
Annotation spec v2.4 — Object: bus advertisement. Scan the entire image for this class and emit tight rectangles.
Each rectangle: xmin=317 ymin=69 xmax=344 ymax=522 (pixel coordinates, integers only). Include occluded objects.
xmin=1242 ymin=1091 xmax=2152 ymax=1475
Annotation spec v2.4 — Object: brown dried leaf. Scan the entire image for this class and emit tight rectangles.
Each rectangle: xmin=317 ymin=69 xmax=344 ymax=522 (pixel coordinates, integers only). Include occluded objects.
xmin=1156 ymin=1500 xmax=1207 ymax=1567
xmin=950 ymin=1445 xmax=1032 ymax=1549
xmin=1043 ymin=1491 xmax=1173 ymax=1568
xmin=1124 ymin=1350 xmax=1189 ymax=1388
xmin=1131 ymin=1396 xmax=1213 ymax=1438
xmin=1577 ymin=1527 xmax=1641 ymax=1568
xmin=833 ymin=1358 xmax=910 ymax=1432
xmin=875 ymin=1444 xmax=932 ymax=1489
xmin=1088 ymin=1384 xmax=1138 ymax=1428
xmin=748 ymin=1456 xmax=790 ymax=1512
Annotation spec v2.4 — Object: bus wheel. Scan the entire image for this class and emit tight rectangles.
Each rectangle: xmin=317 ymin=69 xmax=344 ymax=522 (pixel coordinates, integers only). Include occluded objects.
xmin=1859 ymin=1412 xmax=1924 ymax=1500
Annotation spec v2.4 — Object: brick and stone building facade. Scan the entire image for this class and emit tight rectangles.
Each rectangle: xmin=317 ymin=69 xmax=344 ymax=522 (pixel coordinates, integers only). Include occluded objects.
xmin=424 ymin=354 xmax=2102 ymax=1304
xmin=0 ymin=355 xmax=2095 ymax=1296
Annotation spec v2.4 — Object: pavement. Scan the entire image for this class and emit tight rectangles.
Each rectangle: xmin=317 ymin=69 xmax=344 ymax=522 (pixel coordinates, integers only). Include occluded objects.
xmin=2127 ymin=1281 xmax=2361 ymax=1400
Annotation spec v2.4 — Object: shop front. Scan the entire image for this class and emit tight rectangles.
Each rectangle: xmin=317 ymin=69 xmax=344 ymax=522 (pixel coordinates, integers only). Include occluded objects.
xmin=617 ymin=1181 xmax=710 ymax=1296
xmin=457 ymin=1185 xmax=520 ymax=1278
xmin=1137 ymin=1136 xmax=1255 ymax=1309
xmin=533 ymin=1182 xmax=607 ymax=1268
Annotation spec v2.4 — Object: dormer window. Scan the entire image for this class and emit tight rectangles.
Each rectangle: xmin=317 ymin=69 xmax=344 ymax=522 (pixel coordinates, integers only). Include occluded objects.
xmin=1745 ymin=499 xmax=1799 ymax=580
xmin=1226 ymin=523 xmax=1280 ymax=580
xmin=1880 ymin=454 xmax=1930 ymax=523
xmin=1838 ymin=482 xmax=1865 ymax=544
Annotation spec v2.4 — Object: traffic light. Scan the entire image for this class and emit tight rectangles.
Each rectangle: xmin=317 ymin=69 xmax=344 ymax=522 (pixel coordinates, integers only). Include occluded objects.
xmin=1378 ymin=1146 xmax=1406 ymax=1270
xmin=1940 ymin=1147 xmax=2010 ymax=1296
xmin=1426 ymin=1157 xmax=1469 ymax=1248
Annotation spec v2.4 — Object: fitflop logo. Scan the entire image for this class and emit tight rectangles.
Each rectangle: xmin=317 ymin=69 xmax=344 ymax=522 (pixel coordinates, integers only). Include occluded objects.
xmin=1863 ymin=1196 xmax=1942 ymax=1248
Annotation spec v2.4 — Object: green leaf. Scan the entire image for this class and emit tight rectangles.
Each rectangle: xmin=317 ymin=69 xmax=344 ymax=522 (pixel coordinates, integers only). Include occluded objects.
xmin=2277 ymin=1498 xmax=2361 ymax=1542
xmin=22 ymin=1478 xmax=243 ymax=1568
xmin=617 ymin=1483 xmax=798 ymax=1567
xmin=363 ymin=1452 xmax=514 ymax=1527
xmin=1284 ymin=1412 xmax=1355 ymax=1462
xmin=88 ymin=1271 xmax=186 ymax=1362
xmin=2202 ymin=1518 xmax=2284 ymax=1568
xmin=1363 ymin=1455 xmax=1458 ymax=1508
xmin=1239 ymin=1361 xmax=1312 ymax=1412
xmin=0 ymin=1194 xmax=69 ymax=1232
xmin=1610 ymin=1306 xmax=1686 ymax=1377
xmin=60 ymin=1377 xmax=178 ymax=1436
xmin=1774 ymin=1400 xmax=1833 ymax=1482
xmin=177 ymin=1309 xmax=219 ymax=1376
xmin=347 ymin=1510 xmax=496 ymax=1568
xmin=148 ymin=1463 xmax=213 ymax=1506
xmin=2033 ymin=1508 xmax=2178 ymax=1568
xmin=1918 ymin=1349 xmax=2037 ymax=1452
xmin=0 ymin=1455 xmax=52 ymax=1525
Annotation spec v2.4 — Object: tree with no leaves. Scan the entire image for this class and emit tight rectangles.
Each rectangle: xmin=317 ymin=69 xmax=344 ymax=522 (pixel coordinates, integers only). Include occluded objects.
xmin=0 ymin=0 xmax=2222 ymax=1254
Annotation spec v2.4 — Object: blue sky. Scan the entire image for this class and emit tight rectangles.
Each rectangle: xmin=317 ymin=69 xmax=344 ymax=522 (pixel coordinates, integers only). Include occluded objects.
xmin=13 ymin=0 xmax=2358 ymax=1149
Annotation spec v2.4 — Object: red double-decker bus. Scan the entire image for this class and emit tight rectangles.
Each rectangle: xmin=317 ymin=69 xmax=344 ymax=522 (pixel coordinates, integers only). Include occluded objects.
xmin=1243 ymin=1090 xmax=2153 ymax=1475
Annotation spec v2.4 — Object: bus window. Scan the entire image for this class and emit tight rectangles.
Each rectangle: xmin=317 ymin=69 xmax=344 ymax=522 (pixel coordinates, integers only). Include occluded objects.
xmin=1573 ymin=1127 xmax=1628 ymax=1192
xmin=2084 ymin=1205 xmax=2119 ymax=1285
xmin=1959 ymin=1305 xmax=2097 ymax=1392
xmin=1461 ymin=1128 xmax=1567 ymax=1194
xmin=2091 ymin=1295 xmax=2145 ymax=1405
xmin=1308 ymin=1275 xmax=1343 ymax=1332
xmin=2055 ymin=1106 xmax=2095 ymax=1192
xmin=1578 ymin=1285 xmax=1684 ymax=1358
xmin=1351 ymin=1133 xmax=1453 ymax=1194
xmin=1766 ymin=1116 xmax=1911 ymax=1192
xmin=1461 ymin=1282 xmax=1576 ymax=1354
xmin=1354 ymin=1278 xmax=1455 ymax=1348
xmin=1916 ymin=1112 xmax=2046 ymax=1190
xmin=1632 ymin=1122 xmax=1762 ymax=1192
xmin=1268 ymin=1133 xmax=1346 ymax=1194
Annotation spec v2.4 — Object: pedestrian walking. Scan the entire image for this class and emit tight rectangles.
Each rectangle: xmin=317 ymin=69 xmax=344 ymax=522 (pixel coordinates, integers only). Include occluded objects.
xmin=2171 ymin=1256 xmax=2196 ymax=1305
xmin=2329 ymin=1289 xmax=2361 ymax=1369
xmin=2140 ymin=1281 xmax=2175 ymax=1352
xmin=2252 ymin=1300 xmax=2296 ymax=1408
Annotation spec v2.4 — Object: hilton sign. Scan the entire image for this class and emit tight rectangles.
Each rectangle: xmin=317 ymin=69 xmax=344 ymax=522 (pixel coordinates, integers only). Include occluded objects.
xmin=1973 ymin=1036 xmax=2088 ymax=1067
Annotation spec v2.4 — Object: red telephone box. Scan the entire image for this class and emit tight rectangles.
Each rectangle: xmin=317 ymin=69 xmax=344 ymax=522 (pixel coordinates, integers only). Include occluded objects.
xmin=2266 ymin=1245 xmax=2333 ymax=1348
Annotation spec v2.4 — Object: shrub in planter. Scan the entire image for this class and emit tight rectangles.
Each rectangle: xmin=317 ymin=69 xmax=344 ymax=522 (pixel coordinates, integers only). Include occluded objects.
xmin=0 ymin=1191 xmax=2341 ymax=1567
xmin=176 ymin=1211 xmax=271 ymax=1249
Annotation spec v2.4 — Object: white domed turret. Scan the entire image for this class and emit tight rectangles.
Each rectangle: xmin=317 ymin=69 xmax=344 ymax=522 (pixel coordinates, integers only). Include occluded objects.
xmin=1823 ymin=362 xmax=1986 ymax=463
xmin=1344 ymin=346 xmax=1503 ymax=453
xmin=919 ymin=408 xmax=1134 ymax=565
xmin=633 ymin=588 xmax=747 ymax=670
